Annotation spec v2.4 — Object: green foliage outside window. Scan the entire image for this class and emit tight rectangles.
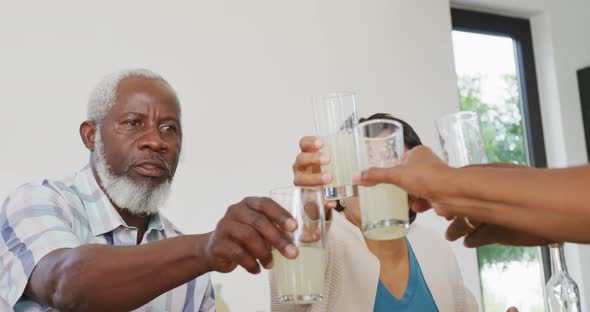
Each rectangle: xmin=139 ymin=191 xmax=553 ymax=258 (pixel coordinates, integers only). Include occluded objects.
xmin=457 ymin=73 xmax=537 ymax=270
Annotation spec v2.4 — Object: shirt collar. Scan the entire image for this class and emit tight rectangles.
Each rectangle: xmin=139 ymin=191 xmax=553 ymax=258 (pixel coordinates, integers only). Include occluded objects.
xmin=147 ymin=212 xmax=166 ymax=232
xmin=73 ymin=164 xmax=169 ymax=237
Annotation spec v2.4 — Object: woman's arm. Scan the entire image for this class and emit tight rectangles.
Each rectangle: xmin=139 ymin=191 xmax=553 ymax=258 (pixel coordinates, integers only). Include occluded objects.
xmin=441 ymin=164 xmax=590 ymax=243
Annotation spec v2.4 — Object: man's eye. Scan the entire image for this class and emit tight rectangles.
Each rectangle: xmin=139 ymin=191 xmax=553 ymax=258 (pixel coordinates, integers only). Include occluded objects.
xmin=161 ymin=125 xmax=177 ymax=132
xmin=126 ymin=120 xmax=141 ymax=127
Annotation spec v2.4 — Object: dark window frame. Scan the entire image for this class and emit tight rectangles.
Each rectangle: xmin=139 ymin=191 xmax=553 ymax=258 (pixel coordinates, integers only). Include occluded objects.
xmin=451 ymin=8 xmax=551 ymax=282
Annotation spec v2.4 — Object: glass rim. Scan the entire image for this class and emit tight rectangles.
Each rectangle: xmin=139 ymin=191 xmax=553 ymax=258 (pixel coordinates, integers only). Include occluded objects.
xmin=436 ymin=111 xmax=479 ymax=124
xmin=312 ymin=91 xmax=357 ymax=102
xmin=358 ymin=118 xmax=403 ymax=140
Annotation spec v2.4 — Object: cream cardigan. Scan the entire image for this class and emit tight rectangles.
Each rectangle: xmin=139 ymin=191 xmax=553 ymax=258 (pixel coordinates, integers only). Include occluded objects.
xmin=270 ymin=212 xmax=479 ymax=312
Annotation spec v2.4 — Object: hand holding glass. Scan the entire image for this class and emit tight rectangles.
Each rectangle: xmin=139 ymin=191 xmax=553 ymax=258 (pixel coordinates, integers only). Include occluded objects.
xmin=312 ymin=92 xmax=359 ymax=200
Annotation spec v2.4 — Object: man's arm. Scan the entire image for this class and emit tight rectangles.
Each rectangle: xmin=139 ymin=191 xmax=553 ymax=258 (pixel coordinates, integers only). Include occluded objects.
xmin=19 ymin=197 xmax=297 ymax=311
xmin=26 ymin=235 xmax=211 ymax=311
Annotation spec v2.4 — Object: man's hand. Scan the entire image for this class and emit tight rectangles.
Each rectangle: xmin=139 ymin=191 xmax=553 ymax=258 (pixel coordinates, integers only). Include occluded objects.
xmin=205 ymin=197 xmax=298 ymax=274
xmin=446 ymin=218 xmax=555 ymax=247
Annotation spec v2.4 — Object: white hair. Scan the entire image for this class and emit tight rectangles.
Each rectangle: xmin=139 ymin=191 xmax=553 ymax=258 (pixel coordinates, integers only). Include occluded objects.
xmin=87 ymin=68 xmax=173 ymax=124
xmin=94 ymin=128 xmax=172 ymax=215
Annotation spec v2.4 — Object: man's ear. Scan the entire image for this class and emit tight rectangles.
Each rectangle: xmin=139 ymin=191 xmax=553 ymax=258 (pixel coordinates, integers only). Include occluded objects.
xmin=80 ymin=121 xmax=97 ymax=151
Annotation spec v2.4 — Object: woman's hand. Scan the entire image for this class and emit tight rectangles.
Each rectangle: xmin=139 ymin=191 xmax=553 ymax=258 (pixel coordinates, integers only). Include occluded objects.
xmin=293 ymin=136 xmax=337 ymax=212
xmin=446 ymin=219 xmax=555 ymax=247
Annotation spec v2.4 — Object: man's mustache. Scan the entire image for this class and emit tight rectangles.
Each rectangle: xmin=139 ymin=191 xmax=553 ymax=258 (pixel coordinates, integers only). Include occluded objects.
xmin=123 ymin=155 xmax=173 ymax=178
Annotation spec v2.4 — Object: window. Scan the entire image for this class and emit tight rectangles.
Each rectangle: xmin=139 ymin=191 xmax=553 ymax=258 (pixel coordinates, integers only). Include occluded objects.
xmin=451 ymin=9 xmax=549 ymax=311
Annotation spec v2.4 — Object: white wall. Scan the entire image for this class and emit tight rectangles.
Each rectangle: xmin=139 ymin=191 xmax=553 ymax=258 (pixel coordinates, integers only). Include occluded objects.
xmin=454 ymin=0 xmax=590 ymax=310
xmin=0 ymin=1 xmax=479 ymax=310
xmin=1 ymin=0 xmax=587 ymax=311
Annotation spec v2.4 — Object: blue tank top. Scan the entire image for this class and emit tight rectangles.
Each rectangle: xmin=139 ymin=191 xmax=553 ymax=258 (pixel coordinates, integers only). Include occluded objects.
xmin=373 ymin=239 xmax=439 ymax=312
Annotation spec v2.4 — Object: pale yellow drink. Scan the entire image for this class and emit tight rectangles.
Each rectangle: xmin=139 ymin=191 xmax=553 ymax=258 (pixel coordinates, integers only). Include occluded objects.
xmin=272 ymin=247 xmax=327 ymax=303
xmin=360 ymin=183 xmax=409 ymax=240
xmin=320 ymin=133 xmax=357 ymax=199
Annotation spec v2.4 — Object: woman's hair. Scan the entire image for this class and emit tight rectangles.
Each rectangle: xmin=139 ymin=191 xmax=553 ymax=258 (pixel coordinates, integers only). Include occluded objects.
xmin=336 ymin=113 xmax=422 ymax=224
xmin=359 ymin=113 xmax=422 ymax=149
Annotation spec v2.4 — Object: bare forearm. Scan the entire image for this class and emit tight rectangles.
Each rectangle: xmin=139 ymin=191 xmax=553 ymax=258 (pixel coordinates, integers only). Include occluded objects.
xmin=438 ymin=165 xmax=590 ymax=243
xmin=28 ymin=233 xmax=211 ymax=311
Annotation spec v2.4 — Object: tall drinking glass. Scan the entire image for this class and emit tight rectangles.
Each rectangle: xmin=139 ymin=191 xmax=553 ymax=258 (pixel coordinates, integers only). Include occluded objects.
xmin=312 ymin=92 xmax=359 ymax=200
xmin=435 ymin=111 xmax=487 ymax=229
xmin=270 ymin=186 xmax=327 ymax=304
xmin=356 ymin=119 xmax=408 ymax=240
xmin=435 ymin=111 xmax=488 ymax=167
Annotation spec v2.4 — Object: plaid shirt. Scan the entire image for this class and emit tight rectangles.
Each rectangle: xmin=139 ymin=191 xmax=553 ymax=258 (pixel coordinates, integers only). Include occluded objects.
xmin=0 ymin=165 xmax=215 ymax=312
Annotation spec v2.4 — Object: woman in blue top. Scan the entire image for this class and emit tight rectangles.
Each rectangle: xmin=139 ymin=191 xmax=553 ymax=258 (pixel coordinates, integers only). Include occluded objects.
xmin=271 ymin=113 xmax=480 ymax=312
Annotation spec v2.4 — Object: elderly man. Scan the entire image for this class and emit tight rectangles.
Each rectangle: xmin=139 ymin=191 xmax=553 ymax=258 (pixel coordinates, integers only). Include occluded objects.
xmin=0 ymin=69 xmax=298 ymax=311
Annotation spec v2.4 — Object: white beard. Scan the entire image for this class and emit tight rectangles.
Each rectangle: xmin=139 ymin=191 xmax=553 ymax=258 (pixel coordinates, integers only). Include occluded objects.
xmin=93 ymin=129 xmax=172 ymax=216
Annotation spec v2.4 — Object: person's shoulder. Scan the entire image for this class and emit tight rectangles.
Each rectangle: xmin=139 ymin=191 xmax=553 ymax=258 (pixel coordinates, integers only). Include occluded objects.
xmin=9 ymin=168 xmax=80 ymax=196
xmin=6 ymin=178 xmax=69 ymax=205
xmin=2 ymin=172 xmax=83 ymax=218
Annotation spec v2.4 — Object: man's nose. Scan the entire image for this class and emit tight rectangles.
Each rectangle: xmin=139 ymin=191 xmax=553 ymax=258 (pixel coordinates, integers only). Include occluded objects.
xmin=138 ymin=126 xmax=168 ymax=153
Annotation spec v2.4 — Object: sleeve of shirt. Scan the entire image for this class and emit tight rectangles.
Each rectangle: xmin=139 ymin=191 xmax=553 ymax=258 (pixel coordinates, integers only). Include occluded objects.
xmin=198 ymin=277 xmax=216 ymax=312
xmin=0 ymin=183 xmax=83 ymax=306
